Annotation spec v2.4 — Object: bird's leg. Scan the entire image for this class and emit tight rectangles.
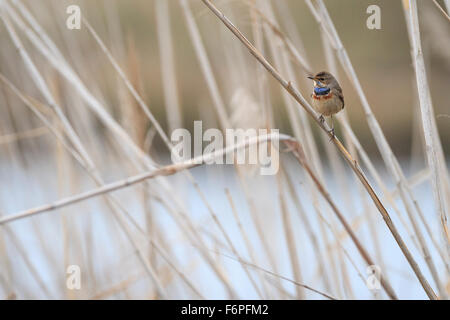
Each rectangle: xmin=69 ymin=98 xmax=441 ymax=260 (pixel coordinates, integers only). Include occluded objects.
xmin=329 ymin=115 xmax=335 ymax=139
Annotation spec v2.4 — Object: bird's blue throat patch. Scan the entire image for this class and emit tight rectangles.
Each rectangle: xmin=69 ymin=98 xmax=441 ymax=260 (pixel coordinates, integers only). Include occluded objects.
xmin=314 ymin=87 xmax=330 ymax=96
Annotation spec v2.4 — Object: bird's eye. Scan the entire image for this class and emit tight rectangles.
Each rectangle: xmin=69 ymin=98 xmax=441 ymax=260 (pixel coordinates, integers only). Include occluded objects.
xmin=319 ymin=78 xmax=324 ymax=81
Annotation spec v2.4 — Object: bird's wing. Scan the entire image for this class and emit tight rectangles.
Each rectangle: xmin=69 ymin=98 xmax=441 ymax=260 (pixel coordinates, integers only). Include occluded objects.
xmin=333 ymin=86 xmax=344 ymax=108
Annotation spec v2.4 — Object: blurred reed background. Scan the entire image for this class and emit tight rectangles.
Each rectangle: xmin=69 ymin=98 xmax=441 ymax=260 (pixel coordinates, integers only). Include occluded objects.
xmin=0 ymin=0 xmax=449 ymax=299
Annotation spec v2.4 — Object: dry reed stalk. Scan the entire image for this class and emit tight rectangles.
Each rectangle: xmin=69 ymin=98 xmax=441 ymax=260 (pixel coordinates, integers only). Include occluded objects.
xmin=256 ymin=2 xmax=341 ymax=295
xmin=2 ymin=1 xmax=165 ymax=298
xmin=249 ymin=0 xmax=273 ymax=129
xmin=337 ymin=120 xmax=418 ymax=244
xmin=0 ymin=107 xmax=250 ymax=296
xmin=144 ymin=233 xmax=205 ymax=299
xmin=0 ymin=127 xmax=48 ymax=145
xmin=390 ymin=168 xmax=431 ymax=198
xmin=184 ymin=8 xmax=282 ymax=293
xmin=310 ymin=0 xmax=446 ymax=271
xmin=308 ymin=0 xmax=423 ymax=224
xmin=280 ymin=166 xmax=333 ymax=293
xmin=0 ymin=96 xmax=168 ymax=300
xmin=1 ymin=0 xmax=448 ymax=297
xmin=403 ymin=0 xmax=450 ymax=298
xmin=252 ymin=0 xmax=356 ymax=298
xmin=55 ymin=112 xmax=73 ymax=299
xmin=1 ymin=9 xmax=172 ymax=298
xmin=82 ymin=17 xmax=257 ymax=298
xmin=0 ymin=132 xmax=291 ymax=225
xmin=85 ymin=11 xmax=222 ymax=230
xmin=272 ymin=0 xmax=311 ymax=71
xmin=0 ymin=222 xmax=11 ymax=297
xmin=309 ymin=199 xmax=378 ymax=299
xmin=153 ymin=190 xmax=240 ymax=299
xmin=232 ymin=157 xmax=284 ymax=286
xmin=111 ymin=230 xmax=205 ymax=300
xmin=207 ymin=248 xmax=337 ymax=300
xmin=200 ymin=0 xmax=437 ymax=299
xmin=1 ymin=226 xmax=52 ymax=298
xmin=310 ymin=0 xmax=444 ymax=298
xmin=265 ymin=277 xmax=297 ymax=300
xmin=155 ymin=0 xmax=183 ymax=133
xmin=318 ymin=22 xmax=361 ymax=221
xmin=284 ymin=140 xmax=398 ymax=300
xmin=320 ymin=0 xmax=446 ymax=294
xmin=243 ymin=0 xmax=312 ymax=74
xmin=256 ymin=1 xmax=345 ymax=295
xmin=249 ymin=6 xmax=285 ymax=297
xmin=180 ymin=0 xmax=283 ymax=284
xmin=230 ymin=9 xmax=276 ymax=299
xmin=224 ymin=188 xmax=270 ymax=298
xmin=277 ymin=174 xmax=305 ymax=299
xmin=432 ymin=0 xmax=450 ymax=21
xmin=156 ymin=191 xmax=242 ymax=300
xmin=406 ymin=0 xmax=450 ymax=254
xmin=4 ymin=3 xmax=153 ymax=169
xmin=90 ymin=272 xmax=143 ymax=300
xmin=179 ymin=0 xmax=231 ymax=130
xmin=0 ymin=11 xmax=94 ymax=170
xmin=123 ymin=37 xmax=149 ymax=149
xmin=0 ymin=74 xmax=92 ymax=175
xmin=4 ymin=2 xmax=231 ymax=298
xmin=198 ymin=201 xmax=265 ymax=298
xmin=313 ymin=36 xmax=390 ymax=296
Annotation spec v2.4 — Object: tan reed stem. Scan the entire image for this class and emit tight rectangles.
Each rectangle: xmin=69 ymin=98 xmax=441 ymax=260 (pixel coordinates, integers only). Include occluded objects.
xmin=200 ymin=0 xmax=437 ymax=300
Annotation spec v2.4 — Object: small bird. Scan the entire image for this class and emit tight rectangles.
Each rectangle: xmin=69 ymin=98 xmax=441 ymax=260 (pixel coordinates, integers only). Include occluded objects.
xmin=307 ymin=71 xmax=344 ymax=137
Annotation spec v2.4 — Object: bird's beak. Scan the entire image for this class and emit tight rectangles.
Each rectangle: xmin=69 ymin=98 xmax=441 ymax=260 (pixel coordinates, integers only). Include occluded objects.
xmin=307 ymin=76 xmax=315 ymax=80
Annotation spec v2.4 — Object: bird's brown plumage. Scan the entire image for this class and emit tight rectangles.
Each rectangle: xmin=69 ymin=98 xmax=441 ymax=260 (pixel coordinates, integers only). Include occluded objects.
xmin=309 ymin=71 xmax=344 ymax=116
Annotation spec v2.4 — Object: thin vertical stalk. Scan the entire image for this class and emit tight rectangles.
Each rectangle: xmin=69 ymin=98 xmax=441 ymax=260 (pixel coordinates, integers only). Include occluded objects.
xmin=200 ymin=0 xmax=436 ymax=299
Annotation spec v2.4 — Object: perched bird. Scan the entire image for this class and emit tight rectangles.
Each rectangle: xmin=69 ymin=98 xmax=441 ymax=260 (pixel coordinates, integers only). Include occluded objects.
xmin=307 ymin=71 xmax=344 ymax=137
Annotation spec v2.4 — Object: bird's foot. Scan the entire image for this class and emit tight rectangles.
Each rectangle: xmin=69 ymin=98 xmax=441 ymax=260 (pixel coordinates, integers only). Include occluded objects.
xmin=328 ymin=128 xmax=336 ymax=141
xmin=319 ymin=115 xmax=325 ymax=123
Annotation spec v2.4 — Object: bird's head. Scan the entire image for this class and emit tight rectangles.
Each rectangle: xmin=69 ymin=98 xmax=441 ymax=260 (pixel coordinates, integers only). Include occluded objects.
xmin=307 ymin=71 xmax=336 ymax=88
